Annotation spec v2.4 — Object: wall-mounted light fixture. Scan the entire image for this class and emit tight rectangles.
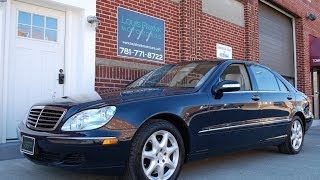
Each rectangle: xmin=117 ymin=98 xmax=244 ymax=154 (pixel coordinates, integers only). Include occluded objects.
xmin=87 ymin=15 xmax=100 ymax=29
xmin=306 ymin=13 xmax=317 ymax=21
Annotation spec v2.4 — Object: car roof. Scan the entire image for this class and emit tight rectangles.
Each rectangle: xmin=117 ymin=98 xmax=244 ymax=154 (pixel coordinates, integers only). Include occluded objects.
xmin=174 ymin=59 xmax=275 ymax=75
xmin=175 ymin=59 xmax=258 ymax=66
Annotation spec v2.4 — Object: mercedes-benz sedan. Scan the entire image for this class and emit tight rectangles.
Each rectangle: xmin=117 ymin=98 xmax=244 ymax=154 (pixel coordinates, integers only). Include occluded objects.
xmin=17 ymin=60 xmax=313 ymax=180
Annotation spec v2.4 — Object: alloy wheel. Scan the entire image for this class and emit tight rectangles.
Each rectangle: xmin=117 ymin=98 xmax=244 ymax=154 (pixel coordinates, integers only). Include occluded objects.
xmin=141 ymin=130 xmax=179 ymax=180
xmin=290 ymin=120 xmax=303 ymax=150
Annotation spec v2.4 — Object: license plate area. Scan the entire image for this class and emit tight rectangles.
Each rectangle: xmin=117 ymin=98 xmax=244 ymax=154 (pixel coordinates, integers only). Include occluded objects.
xmin=21 ymin=135 xmax=35 ymax=155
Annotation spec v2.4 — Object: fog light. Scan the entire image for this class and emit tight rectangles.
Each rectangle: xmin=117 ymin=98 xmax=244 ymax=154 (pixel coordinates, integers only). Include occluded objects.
xmin=102 ymin=138 xmax=118 ymax=145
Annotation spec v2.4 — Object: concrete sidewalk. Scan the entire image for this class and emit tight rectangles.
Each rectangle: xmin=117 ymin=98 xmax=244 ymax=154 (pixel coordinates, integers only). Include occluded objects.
xmin=0 ymin=140 xmax=23 ymax=161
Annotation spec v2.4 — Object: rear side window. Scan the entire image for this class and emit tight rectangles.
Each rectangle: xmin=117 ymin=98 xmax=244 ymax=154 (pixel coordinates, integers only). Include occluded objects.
xmin=276 ymin=78 xmax=288 ymax=92
xmin=249 ymin=65 xmax=280 ymax=91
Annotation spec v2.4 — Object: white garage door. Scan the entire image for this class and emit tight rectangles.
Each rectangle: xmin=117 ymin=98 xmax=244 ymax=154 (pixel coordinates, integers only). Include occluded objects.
xmin=259 ymin=2 xmax=295 ymax=85
xmin=6 ymin=2 xmax=65 ymax=139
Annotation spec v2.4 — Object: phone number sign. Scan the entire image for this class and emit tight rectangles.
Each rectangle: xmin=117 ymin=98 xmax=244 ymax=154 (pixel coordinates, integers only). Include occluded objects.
xmin=117 ymin=7 xmax=165 ymax=62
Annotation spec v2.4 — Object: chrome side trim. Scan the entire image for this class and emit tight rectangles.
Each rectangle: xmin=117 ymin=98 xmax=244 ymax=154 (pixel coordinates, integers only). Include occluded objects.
xmin=46 ymin=136 xmax=117 ymax=140
xmin=198 ymin=118 xmax=290 ymax=134
xmin=265 ymin=135 xmax=287 ymax=141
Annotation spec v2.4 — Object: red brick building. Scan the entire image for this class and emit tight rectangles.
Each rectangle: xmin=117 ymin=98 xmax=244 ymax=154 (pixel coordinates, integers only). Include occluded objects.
xmin=95 ymin=0 xmax=320 ymax=117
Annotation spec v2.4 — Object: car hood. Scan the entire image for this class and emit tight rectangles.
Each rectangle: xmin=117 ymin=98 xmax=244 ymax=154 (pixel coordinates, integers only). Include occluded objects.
xmin=34 ymin=87 xmax=196 ymax=108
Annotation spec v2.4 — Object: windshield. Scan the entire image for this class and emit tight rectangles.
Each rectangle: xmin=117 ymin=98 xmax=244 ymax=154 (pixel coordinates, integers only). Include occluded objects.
xmin=127 ymin=61 xmax=219 ymax=88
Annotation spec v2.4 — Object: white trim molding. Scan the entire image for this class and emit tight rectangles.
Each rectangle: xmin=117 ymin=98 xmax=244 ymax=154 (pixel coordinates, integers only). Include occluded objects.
xmin=1 ymin=0 xmax=11 ymax=144
xmin=0 ymin=0 xmax=7 ymax=143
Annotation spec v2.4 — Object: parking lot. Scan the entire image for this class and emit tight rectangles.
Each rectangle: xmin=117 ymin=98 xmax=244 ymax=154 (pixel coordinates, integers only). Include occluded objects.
xmin=1 ymin=125 xmax=320 ymax=180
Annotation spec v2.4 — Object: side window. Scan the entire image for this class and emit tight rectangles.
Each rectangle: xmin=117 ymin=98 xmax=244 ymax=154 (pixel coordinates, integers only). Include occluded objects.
xmin=249 ymin=65 xmax=279 ymax=91
xmin=17 ymin=11 xmax=58 ymax=42
xmin=276 ymin=77 xmax=288 ymax=92
xmin=220 ymin=64 xmax=251 ymax=91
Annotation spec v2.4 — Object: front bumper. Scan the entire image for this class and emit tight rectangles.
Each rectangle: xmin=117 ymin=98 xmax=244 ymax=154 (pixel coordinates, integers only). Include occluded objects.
xmin=17 ymin=123 xmax=133 ymax=174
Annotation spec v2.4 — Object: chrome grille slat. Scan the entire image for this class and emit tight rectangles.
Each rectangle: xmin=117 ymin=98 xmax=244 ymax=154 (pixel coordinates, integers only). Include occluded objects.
xmin=30 ymin=111 xmax=41 ymax=113
xmin=36 ymin=122 xmax=57 ymax=126
xmin=28 ymin=117 xmax=38 ymax=121
xmin=30 ymin=110 xmax=42 ymax=114
xmin=38 ymin=115 xmax=60 ymax=119
xmin=26 ymin=106 xmax=66 ymax=131
xmin=29 ymin=115 xmax=39 ymax=118
xmin=41 ymin=112 xmax=64 ymax=116
xmin=30 ymin=109 xmax=42 ymax=112
xmin=36 ymin=118 xmax=59 ymax=122
xmin=30 ymin=112 xmax=41 ymax=116
xmin=27 ymin=121 xmax=36 ymax=125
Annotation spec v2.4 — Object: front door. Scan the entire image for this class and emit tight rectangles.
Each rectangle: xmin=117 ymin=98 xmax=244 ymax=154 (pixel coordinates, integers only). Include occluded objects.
xmin=6 ymin=2 xmax=65 ymax=139
xmin=199 ymin=63 xmax=261 ymax=151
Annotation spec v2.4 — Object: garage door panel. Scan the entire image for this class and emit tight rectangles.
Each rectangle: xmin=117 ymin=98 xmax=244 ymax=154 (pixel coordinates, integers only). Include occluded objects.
xmin=259 ymin=2 xmax=294 ymax=79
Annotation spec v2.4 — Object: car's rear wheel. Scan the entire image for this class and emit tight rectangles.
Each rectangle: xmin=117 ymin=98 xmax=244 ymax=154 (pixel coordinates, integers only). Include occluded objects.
xmin=278 ymin=116 xmax=304 ymax=154
xmin=125 ymin=120 xmax=185 ymax=180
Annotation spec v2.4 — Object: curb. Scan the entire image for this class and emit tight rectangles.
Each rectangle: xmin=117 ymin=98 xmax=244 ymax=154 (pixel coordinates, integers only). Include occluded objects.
xmin=312 ymin=119 xmax=320 ymax=127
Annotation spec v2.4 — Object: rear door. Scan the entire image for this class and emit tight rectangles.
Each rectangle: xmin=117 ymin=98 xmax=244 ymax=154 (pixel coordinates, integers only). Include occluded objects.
xmin=248 ymin=64 xmax=293 ymax=141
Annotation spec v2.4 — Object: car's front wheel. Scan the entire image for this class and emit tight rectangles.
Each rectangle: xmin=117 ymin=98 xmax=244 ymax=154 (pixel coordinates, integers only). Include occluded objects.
xmin=278 ymin=116 xmax=304 ymax=154
xmin=125 ymin=120 xmax=185 ymax=180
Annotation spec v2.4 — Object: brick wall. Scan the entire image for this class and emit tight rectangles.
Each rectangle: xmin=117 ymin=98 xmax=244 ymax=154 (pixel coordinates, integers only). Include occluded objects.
xmin=200 ymin=13 xmax=245 ymax=60
xmin=96 ymin=0 xmax=320 ymax=97
xmin=95 ymin=0 xmax=180 ymax=92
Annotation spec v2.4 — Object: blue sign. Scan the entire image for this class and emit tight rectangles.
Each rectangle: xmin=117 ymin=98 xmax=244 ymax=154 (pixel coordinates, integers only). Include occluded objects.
xmin=117 ymin=7 xmax=165 ymax=62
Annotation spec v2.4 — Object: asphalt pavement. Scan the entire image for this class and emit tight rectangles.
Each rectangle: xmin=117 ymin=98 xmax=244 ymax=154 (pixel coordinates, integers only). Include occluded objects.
xmin=1 ymin=121 xmax=319 ymax=180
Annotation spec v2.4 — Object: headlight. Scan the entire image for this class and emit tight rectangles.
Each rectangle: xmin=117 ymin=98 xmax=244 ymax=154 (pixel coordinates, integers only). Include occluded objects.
xmin=61 ymin=106 xmax=116 ymax=131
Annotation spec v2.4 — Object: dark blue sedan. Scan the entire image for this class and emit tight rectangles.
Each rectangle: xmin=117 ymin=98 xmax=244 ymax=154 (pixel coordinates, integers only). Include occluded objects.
xmin=17 ymin=60 xmax=313 ymax=180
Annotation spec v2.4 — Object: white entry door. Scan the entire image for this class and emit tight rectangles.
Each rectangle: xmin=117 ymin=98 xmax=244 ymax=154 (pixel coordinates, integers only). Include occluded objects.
xmin=7 ymin=2 xmax=65 ymax=139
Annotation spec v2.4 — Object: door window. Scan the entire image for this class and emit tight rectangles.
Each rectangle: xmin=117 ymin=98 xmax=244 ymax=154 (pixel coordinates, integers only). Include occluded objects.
xmin=249 ymin=65 xmax=280 ymax=91
xmin=276 ymin=78 xmax=288 ymax=92
xmin=17 ymin=11 xmax=58 ymax=42
xmin=220 ymin=64 xmax=252 ymax=91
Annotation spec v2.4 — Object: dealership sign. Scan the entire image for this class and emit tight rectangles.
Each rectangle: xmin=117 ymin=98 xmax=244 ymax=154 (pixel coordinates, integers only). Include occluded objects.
xmin=310 ymin=38 xmax=320 ymax=67
xmin=117 ymin=7 xmax=165 ymax=62
xmin=216 ymin=43 xmax=232 ymax=59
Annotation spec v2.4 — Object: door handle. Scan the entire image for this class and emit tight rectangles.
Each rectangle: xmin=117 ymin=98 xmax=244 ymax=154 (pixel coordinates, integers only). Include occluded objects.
xmin=287 ymin=95 xmax=293 ymax=100
xmin=251 ymin=95 xmax=260 ymax=101
xmin=58 ymin=69 xmax=65 ymax=84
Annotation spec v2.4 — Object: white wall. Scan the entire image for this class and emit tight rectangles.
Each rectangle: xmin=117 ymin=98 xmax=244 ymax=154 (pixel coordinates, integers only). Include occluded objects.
xmin=65 ymin=3 xmax=97 ymax=96
xmin=26 ymin=0 xmax=97 ymax=95
xmin=1 ymin=0 xmax=97 ymax=143
xmin=9 ymin=0 xmax=97 ymax=95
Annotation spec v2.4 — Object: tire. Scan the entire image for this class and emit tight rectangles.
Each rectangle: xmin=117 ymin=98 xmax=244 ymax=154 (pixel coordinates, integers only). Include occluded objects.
xmin=278 ymin=116 xmax=304 ymax=154
xmin=124 ymin=119 xmax=185 ymax=180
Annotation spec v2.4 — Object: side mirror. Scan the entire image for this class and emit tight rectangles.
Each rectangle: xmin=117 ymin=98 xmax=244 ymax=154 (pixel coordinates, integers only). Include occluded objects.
xmin=213 ymin=80 xmax=241 ymax=94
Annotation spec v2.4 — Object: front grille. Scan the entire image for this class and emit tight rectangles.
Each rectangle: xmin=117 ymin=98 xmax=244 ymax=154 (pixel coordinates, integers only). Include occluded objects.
xmin=26 ymin=106 xmax=66 ymax=131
